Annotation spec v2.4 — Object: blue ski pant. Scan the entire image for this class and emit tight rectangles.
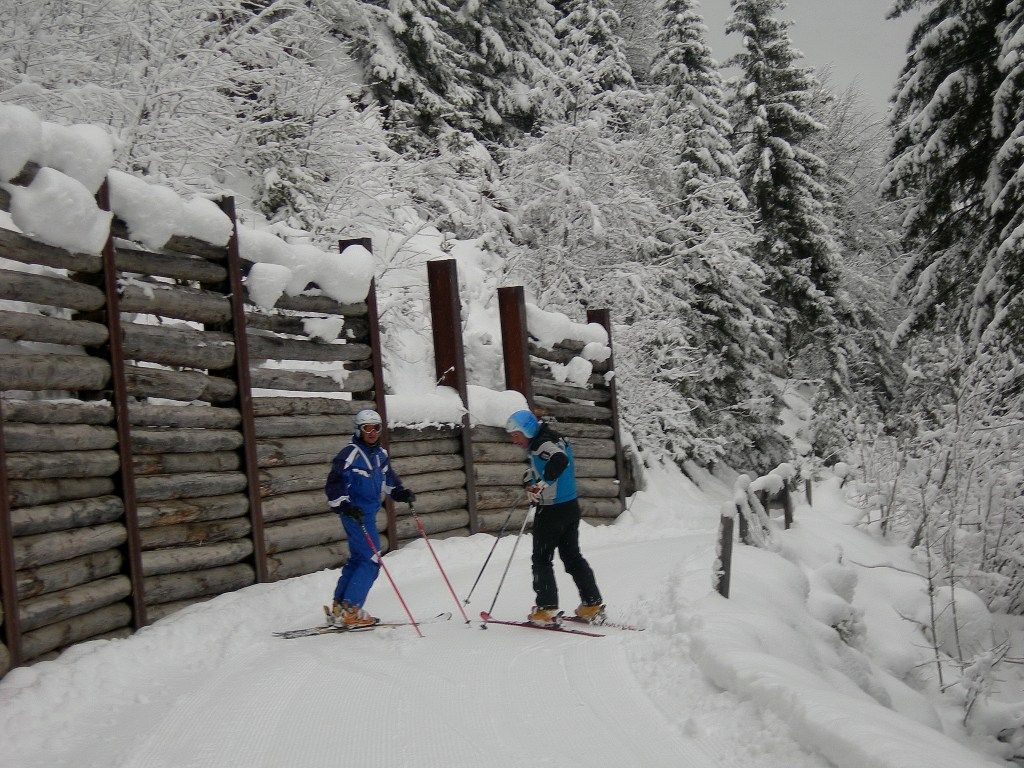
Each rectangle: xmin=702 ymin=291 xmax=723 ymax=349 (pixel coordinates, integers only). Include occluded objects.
xmin=333 ymin=513 xmax=381 ymax=608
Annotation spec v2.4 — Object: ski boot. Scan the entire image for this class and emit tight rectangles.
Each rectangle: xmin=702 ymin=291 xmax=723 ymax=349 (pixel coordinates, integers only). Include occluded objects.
xmin=527 ymin=606 xmax=561 ymax=627
xmin=574 ymin=602 xmax=606 ymax=624
xmin=340 ymin=602 xmax=378 ymax=628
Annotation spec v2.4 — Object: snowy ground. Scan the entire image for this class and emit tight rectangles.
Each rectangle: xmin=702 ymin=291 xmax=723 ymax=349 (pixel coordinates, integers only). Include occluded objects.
xmin=0 ymin=465 xmax=1011 ymax=768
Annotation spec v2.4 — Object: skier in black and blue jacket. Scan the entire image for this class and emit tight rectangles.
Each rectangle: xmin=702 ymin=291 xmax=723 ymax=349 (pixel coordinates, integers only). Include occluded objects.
xmin=505 ymin=409 xmax=603 ymax=627
xmin=325 ymin=409 xmax=414 ymax=627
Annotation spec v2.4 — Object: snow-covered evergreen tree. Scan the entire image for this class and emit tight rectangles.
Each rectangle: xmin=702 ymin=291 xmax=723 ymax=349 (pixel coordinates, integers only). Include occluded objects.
xmin=725 ymin=0 xmax=845 ymax=358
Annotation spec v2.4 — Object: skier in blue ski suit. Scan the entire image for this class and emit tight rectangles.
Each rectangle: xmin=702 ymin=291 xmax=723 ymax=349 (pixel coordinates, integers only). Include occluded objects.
xmin=324 ymin=409 xmax=413 ymax=625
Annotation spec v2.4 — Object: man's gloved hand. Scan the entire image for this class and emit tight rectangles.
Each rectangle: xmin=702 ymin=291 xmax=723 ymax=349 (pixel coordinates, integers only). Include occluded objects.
xmin=526 ymin=481 xmax=548 ymax=505
xmin=392 ymin=487 xmax=415 ymax=504
xmin=340 ymin=503 xmax=362 ymax=522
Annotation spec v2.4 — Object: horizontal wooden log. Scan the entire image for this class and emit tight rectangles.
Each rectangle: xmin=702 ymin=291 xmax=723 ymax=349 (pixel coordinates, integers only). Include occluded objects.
xmin=16 ymin=549 xmax=122 ymax=600
xmin=0 ymin=354 xmax=110 ymax=391
xmin=19 ymin=575 xmax=131 ymax=632
xmin=390 ymin=425 xmax=459 ymax=442
xmin=128 ymin=403 xmax=240 ymax=429
xmin=389 ymin=437 xmax=462 ymax=459
xmin=247 ymin=335 xmax=371 ymax=364
xmin=122 ymin=323 xmax=236 ymax=370
xmin=254 ymin=414 xmax=353 ymax=439
xmin=532 ymin=378 xmax=610 ymax=404
xmin=533 ymin=396 xmax=612 ymax=422
xmin=391 ymin=453 xmax=464 ymax=476
xmin=256 ymin=435 xmax=341 ymax=468
xmin=471 ymin=443 xmax=527 ymax=463
xmin=251 ymin=397 xmax=373 ymax=417
xmin=9 ymin=477 xmax=114 ymax=508
xmin=1 ymin=399 xmax=113 ymax=425
xmin=474 ymin=463 xmax=527 ymax=487
xmin=5 ymin=449 xmax=119 ymax=480
xmin=0 ymin=267 xmax=106 ymax=311
xmin=146 ymin=597 xmax=212 ymax=623
xmin=136 ymin=493 xmax=248 ymax=527
xmin=394 ymin=510 xmax=469 ymax=539
xmin=546 ymin=420 xmax=614 ymax=439
xmin=2 ymin=423 xmax=117 ymax=452
xmin=528 ymin=342 xmax=609 ymax=372
xmin=133 ymin=451 xmax=240 ymax=475
xmin=14 ymin=523 xmax=126 ymax=568
xmin=578 ymin=498 xmax=623 ymax=517
xmin=475 ymin=486 xmax=528 ymax=511
xmin=576 ymin=459 xmax=617 ymax=478
xmin=0 ymin=308 xmax=108 ymax=347
xmin=21 ymin=602 xmax=131 ymax=661
xmin=265 ymin=515 xmax=343 ymax=554
xmin=266 ymin=542 xmax=346 ymax=582
xmin=10 ymin=494 xmax=123 ymax=537
xmin=0 ymin=227 xmax=101 ymax=272
xmin=142 ymin=540 xmax=253 ymax=576
xmin=477 ymin=509 xmax=531 ymax=533
xmin=110 ymin=217 xmax=227 ymax=262
xmin=259 ymin=465 xmax=324 ymax=498
xmin=143 ymin=563 xmax=255 ymax=604
xmin=115 ymin=243 xmax=227 ymax=283
xmin=140 ymin=518 xmax=252 ymax=549
xmin=135 ymin=472 xmax=247 ymax=502
xmin=120 ymin=283 xmax=230 ymax=324
xmin=132 ymin=428 xmax=243 ymax=454
xmin=250 ymin=367 xmax=373 ymax=394
xmin=125 ymin=364 xmax=236 ymax=403
xmin=245 ymin=311 xmax=369 ymax=340
xmin=403 ymin=470 xmax=466 ymax=495
xmin=261 ymin=491 xmax=326 ymax=523
xmin=401 ymin=488 xmax=467 ymax=515
xmin=531 ymin=363 xmax=606 ymax=389
xmin=576 ymin=478 xmax=620 ymax=498
xmin=247 ymin=291 xmax=367 ymax=317
xmin=567 ymin=438 xmax=617 ymax=459
xmin=582 ymin=517 xmax=616 ymax=527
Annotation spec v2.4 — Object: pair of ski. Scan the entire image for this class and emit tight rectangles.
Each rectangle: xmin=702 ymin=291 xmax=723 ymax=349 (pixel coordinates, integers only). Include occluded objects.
xmin=273 ymin=611 xmax=452 ymax=639
xmin=479 ymin=610 xmax=643 ymax=638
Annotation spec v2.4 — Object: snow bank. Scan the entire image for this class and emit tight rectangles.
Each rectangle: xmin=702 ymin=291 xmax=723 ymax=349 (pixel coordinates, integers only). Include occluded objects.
xmin=177 ymin=197 xmax=232 ymax=246
xmin=525 ymin=303 xmax=607 ymax=348
xmin=36 ymin=122 xmax=113 ymax=193
xmin=5 ymin=168 xmax=112 ymax=254
xmin=108 ymin=170 xmax=183 ymax=250
xmin=0 ymin=103 xmax=41 ymax=181
xmin=386 ymin=386 xmax=465 ymax=426
xmin=467 ymin=384 xmax=527 ymax=427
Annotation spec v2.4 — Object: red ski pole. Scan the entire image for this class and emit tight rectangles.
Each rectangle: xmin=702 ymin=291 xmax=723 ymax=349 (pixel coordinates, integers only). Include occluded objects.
xmin=361 ymin=524 xmax=422 ymax=638
xmin=410 ymin=504 xmax=470 ymax=623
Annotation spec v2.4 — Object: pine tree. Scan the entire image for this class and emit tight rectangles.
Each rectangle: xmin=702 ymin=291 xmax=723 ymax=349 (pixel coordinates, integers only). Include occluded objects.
xmin=884 ymin=0 xmax=1020 ymax=351
xmin=725 ymin=0 xmax=844 ymax=356
xmin=649 ymin=0 xmax=782 ymax=469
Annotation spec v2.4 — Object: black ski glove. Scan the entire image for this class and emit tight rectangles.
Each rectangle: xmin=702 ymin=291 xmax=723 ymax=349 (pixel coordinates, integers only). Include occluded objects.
xmin=392 ymin=487 xmax=415 ymax=504
xmin=340 ymin=503 xmax=362 ymax=522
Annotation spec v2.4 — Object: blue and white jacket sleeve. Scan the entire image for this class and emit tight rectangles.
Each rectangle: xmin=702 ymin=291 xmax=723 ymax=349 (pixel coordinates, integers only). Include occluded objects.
xmin=381 ymin=449 xmax=406 ymax=498
xmin=325 ymin=445 xmax=354 ymax=509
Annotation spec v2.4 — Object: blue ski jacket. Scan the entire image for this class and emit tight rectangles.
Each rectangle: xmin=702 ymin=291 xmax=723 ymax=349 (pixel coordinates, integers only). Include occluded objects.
xmin=525 ymin=424 xmax=577 ymax=505
xmin=325 ymin=435 xmax=406 ymax=518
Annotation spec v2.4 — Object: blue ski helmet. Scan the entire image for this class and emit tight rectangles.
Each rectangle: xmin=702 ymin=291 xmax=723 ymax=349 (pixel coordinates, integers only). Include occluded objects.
xmin=505 ymin=410 xmax=539 ymax=439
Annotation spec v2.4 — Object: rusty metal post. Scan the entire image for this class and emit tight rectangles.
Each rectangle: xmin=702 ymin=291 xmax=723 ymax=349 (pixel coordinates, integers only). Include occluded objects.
xmin=805 ymin=479 xmax=813 ymax=506
xmin=782 ymin=485 xmax=794 ymax=529
xmin=715 ymin=511 xmax=734 ymax=598
xmin=341 ymin=238 xmax=397 ymax=551
xmin=587 ymin=309 xmax=626 ymax=512
xmin=737 ymin=502 xmax=750 ymax=545
xmin=96 ymin=180 xmax=147 ymax=628
xmin=0 ymin=398 xmax=22 ymax=664
xmin=426 ymin=260 xmax=479 ymax=533
xmin=497 ymin=286 xmax=533 ymax=407
xmin=218 ymin=197 xmax=267 ymax=582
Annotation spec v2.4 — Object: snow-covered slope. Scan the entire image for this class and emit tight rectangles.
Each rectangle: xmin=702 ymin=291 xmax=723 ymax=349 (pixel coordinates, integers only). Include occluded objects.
xmin=0 ymin=463 xmax=1007 ymax=768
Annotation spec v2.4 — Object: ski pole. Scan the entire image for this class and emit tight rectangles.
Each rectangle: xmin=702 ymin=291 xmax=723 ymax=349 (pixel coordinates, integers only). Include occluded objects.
xmin=361 ymin=523 xmax=423 ymax=638
xmin=482 ymin=504 xmax=534 ymax=627
xmin=410 ymin=503 xmax=470 ymax=623
xmin=463 ymin=504 xmax=517 ymax=605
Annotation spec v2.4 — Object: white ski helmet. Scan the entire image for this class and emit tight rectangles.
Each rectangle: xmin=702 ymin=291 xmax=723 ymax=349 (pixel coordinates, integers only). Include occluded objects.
xmin=354 ymin=409 xmax=383 ymax=427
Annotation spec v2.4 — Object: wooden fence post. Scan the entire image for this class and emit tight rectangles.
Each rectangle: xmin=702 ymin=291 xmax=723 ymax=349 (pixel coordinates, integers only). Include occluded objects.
xmin=0 ymin=398 xmax=22 ymax=665
xmin=426 ymin=260 xmax=479 ymax=534
xmin=96 ymin=180 xmax=148 ymax=627
xmin=715 ymin=507 xmax=734 ymax=598
xmin=805 ymin=479 xmax=813 ymax=506
xmin=218 ymin=196 xmax=268 ymax=583
xmin=340 ymin=238 xmax=397 ymax=551
xmin=782 ymin=485 xmax=794 ymax=529
xmin=737 ymin=502 xmax=750 ymax=545
xmin=497 ymin=286 xmax=533 ymax=407
xmin=587 ymin=309 xmax=626 ymax=512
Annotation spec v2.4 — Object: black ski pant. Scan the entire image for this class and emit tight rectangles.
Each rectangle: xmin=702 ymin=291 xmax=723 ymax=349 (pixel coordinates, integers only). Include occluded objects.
xmin=531 ymin=499 xmax=601 ymax=610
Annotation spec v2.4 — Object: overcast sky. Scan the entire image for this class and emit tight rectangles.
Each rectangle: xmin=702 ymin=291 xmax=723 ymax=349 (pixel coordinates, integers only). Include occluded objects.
xmin=693 ymin=0 xmax=920 ymax=117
